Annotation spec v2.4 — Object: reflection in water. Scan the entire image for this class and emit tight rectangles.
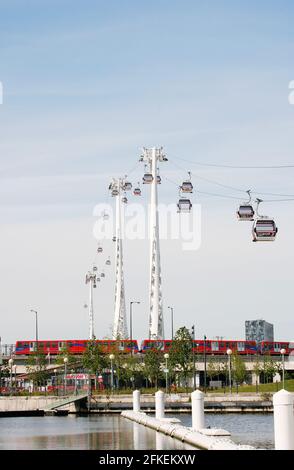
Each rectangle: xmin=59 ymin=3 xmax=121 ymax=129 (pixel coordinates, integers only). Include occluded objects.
xmin=0 ymin=413 xmax=274 ymax=450
xmin=0 ymin=415 xmax=193 ymax=450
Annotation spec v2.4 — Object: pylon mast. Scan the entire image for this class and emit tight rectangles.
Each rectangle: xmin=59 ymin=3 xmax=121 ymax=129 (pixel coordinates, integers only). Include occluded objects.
xmin=110 ymin=178 xmax=128 ymax=339
xmin=141 ymin=147 xmax=168 ymax=339
xmin=85 ymin=269 xmax=97 ymax=339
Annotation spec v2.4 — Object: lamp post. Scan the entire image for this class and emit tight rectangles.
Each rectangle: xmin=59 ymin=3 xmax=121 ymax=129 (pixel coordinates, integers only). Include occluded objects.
xmin=53 ymin=368 xmax=57 ymax=394
xmin=63 ymin=357 xmax=68 ymax=396
xmin=8 ymin=358 xmax=13 ymax=395
xmin=13 ymin=365 xmax=17 ymax=391
xmin=109 ymin=354 xmax=115 ymax=392
xmin=227 ymin=349 xmax=232 ymax=394
xmin=280 ymin=348 xmax=286 ymax=389
xmin=164 ymin=353 xmax=169 ymax=394
xmin=168 ymin=306 xmax=174 ymax=340
xmin=191 ymin=325 xmax=196 ymax=390
xmin=203 ymin=335 xmax=207 ymax=393
xmin=30 ymin=309 xmax=38 ymax=343
xmin=130 ymin=302 xmax=140 ymax=354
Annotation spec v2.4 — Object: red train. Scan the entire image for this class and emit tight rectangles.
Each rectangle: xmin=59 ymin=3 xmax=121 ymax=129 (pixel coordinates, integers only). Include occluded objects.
xmin=15 ymin=339 xmax=139 ymax=355
xmin=15 ymin=339 xmax=294 ymax=356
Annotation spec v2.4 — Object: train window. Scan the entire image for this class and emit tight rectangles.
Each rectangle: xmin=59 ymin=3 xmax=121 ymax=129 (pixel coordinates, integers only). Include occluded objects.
xmin=237 ymin=342 xmax=245 ymax=352
xmin=51 ymin=343 xmax=57 ymax=349
xmin=211 ymin=342 xmax=219 ymax=351
xmin=226 ymin=342 xmax=230 ymax=348
xmin=274 ymin=343 xmax=281 ymax=352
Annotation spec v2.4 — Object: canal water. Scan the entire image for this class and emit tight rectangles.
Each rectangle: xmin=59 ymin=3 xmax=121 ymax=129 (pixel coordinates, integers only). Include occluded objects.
xmin=0 ymin=414 xmax=274 ymax=450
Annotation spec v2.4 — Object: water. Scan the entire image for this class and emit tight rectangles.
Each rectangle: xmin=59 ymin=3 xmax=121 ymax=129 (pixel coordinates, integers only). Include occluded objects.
xmin=180 ymin=414 xmax=274 ymax=449
xmin=0 ymin=414 xmax=274 ymax=450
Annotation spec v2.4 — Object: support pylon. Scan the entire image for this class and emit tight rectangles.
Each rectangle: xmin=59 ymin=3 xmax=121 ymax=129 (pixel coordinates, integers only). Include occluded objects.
xmin=141 ymin=147 xmax=168 ymax=339
xmin=110 ymin=178 xmax=128 ymax=339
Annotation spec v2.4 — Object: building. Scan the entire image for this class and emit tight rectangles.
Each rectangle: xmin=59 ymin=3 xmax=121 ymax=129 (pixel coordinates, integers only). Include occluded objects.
xmin=245 ymin=319 xmax=274 ymax=343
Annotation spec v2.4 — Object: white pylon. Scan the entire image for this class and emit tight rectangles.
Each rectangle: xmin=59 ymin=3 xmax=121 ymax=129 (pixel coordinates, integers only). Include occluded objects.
xmin=110 ymin=178 xmax=128 ymax=339
xmin=85 ymin=269 xmax=97 ymax=339
xmin=141 ymin=147 xmax=168 ymax=340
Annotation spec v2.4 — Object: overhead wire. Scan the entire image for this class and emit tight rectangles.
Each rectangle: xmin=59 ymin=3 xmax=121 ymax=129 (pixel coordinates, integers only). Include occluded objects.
xmin=173 ymin=155 xmax=294 ymax=169
xmin=168 ymin=157 xmax=294 ymax=199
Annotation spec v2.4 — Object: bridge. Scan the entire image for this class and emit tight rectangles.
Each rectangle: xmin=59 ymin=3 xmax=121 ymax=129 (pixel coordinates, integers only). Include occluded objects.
xmin=44 ymin=392 xmax=89 ymax=412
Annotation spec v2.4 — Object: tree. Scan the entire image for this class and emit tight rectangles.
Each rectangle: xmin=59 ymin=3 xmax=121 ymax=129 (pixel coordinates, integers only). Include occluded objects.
xmin=26 ymin=348 xmax=48 ymax=390
xmin=168 ymin=327 xmax=193 ymax=390
xmin=207 ymin=357 xmax=220 ymax=384
xmin=252 ymin=356 xmax=262 ymax=392
xmin=262 ymin=354 xmax=277 ymax=383
xmin=55 ymin=344 xmax=77 ymax=368
xmin=82 ymin=339 xmax=107 ymax=375
xmin=143 ymin=349 xmax=164 ymax=389
xmin=231 ymin=351 xmax=247 ymax=392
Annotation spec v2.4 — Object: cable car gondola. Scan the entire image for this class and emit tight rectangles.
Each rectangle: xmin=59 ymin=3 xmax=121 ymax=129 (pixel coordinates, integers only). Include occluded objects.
xmin=123 ymin=180 xmax=132 ymax=191
xmin=177 ymin=197 xmax=192 ymax=213
xmin=252 ymin=218 xmax=278 ymax=242
xmin=180 ymin=171 xmax=193 ymax=193
xmin=237 ymin=190 xmax=255 ymax=221
xmin=133 ymin=183 xmax=141 ymax=196
xmin=252 ymin=199 xmax=278 ymax=242
xmin=143 ymin=165 xmax=153 ymax=184
xmin=101 ymin=272 xmax=105 ymax=278
xmin=106 ymin=257 xmax=111 ymax=266
xmin=122 ymin=193 xmax=128 ymax=204
xmin=97 ymin=246 xmax=103 ymax=253
xmin=143 ymin=173 xmax=153 ymax=184
xmin=111 ymin=188 xmax=119 ymax=197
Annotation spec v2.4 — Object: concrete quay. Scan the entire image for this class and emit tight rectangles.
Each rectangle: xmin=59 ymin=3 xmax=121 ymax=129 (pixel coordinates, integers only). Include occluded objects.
xmin=0 ymin=392 xmax=281 ymax=415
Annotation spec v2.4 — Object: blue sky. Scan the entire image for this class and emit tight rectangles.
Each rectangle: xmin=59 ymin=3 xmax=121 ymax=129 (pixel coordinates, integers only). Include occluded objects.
xmin=0 ymin=1 xmax=294 ymax=344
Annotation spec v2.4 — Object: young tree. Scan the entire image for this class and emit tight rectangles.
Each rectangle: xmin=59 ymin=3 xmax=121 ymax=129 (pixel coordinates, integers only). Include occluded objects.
xmin=231 ymin=351 xmax=247 ymax=392
xmin=26 ymin=349 xmax=48 ymax=390
xmin=207 ymin=357 xmax=220 ymax=384
xmin=55 ymin=344 xmax=77 ymax=368
xmin=168 ymin=327 xmax=193 ymax=390
xmin=252 ymin=356 xmax=262 ymax=392
xmin=143 ymin=349 xmax=164 ymax=389
xmin=262 ymin=354 xmax=277 ymax=384
xmin=82 ymin=339 xmax=107 ymax=375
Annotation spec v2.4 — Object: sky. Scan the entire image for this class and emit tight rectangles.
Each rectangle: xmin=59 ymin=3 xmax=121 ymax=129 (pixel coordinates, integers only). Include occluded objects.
xmin=0 ymin=0 xmax=294 ymax=345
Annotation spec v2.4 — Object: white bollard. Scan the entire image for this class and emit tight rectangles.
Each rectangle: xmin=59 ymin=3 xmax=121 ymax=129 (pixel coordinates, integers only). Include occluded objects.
xmin=191 ymin=389 xmax=205 ymax=431
xmin=155 ymin=390 xmax=165 ymax=420
xmin=133 ymin=390 xmax=141 ymax=413
xmin=273 ymin=389 xmax=294 ymax=450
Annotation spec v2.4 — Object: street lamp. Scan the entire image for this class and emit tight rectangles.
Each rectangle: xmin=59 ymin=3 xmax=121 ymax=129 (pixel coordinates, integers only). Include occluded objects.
xmin=109 ymin=354 xmax=115 ymax=392
xmin=280 ymin=348 xmax=286 ymax=389
xmin=63 ymin=357 xmax=68 ymax=395
xmin=164 ymin=353 xmax=169 ymax=394
xmin=30 ymin=309 xmax=38 ymax=343
xmin=167 ymin=306 xmax=174 ymax=340
xmin=8 ymin=358 xmax=13 ymax=395
xmin=203 ymin=335 xmax=207 ymax=393
xmin=13 ymin=365 xmax=17 ymax=390
xmin=191 ymin=325 xmax=196 ymax=390
xmin=53 ymin=369 xmax=57 ymax=393
xmin=227 ymin=349 xmax=232 ymax=394
xmin=130 ymin=302 xmax=140 ymax=353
